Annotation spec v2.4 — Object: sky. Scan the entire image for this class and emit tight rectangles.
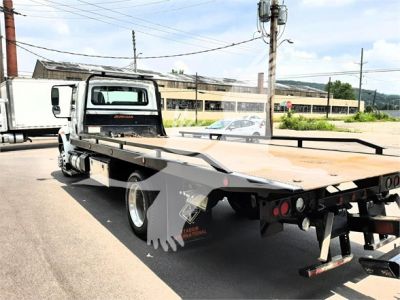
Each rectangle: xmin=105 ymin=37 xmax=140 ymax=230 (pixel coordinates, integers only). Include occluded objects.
xmin=5 ymin=0 xmax=400 ymax=94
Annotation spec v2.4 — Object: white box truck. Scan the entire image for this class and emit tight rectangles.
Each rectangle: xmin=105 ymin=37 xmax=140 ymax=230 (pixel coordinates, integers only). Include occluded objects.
xmin=0 ymin=78 xmax=75 ymax=144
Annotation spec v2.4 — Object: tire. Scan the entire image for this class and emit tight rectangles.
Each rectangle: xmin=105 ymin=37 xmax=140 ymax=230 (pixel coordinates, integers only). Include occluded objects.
xmin=125 ymin=171 xmax=152 ymax=240
xmin=59 ymin=143 xmax=72 ymax=177
xmin=217 ymin=135 xmax=226 ymax=141
xmin=228 ymin=193 xmax=259 ymax=220
xmin=251 ymin=132 xmax=261 ymax=143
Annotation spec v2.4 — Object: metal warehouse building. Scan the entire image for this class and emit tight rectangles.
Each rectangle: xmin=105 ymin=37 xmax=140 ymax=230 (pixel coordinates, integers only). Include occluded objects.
xmin=33 ymin=60 xmax=364 ymax=121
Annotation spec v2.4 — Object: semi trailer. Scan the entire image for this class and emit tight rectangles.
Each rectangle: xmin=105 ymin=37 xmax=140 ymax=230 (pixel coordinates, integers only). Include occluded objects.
xmin=52 ymin=73 xmax=400 ymax=278
xmin=0 ymin=78 xmax=73 ymax=144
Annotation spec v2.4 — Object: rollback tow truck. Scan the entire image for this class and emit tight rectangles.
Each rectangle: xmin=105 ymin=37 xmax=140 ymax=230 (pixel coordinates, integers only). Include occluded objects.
xmin=51 ymin=73 xmax=400 ymax=278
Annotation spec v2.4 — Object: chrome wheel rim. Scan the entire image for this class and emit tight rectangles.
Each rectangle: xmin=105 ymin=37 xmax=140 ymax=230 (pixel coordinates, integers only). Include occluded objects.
xmin=128 ymin=181 xmax=146 ymax=228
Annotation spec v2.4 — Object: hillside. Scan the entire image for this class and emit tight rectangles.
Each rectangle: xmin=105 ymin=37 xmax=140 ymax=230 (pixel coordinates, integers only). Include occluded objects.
xmin=277 ymin=80 xmax=400 ymax=110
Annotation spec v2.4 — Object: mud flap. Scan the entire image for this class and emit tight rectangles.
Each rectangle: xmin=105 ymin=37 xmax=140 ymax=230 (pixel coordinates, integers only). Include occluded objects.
xmin=146 ymin=172 xmax=211 ymax=251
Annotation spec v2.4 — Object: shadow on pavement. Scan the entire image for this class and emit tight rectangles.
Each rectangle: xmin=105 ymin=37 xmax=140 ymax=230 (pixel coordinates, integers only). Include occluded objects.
xmin=51 ymin=170 xmax=374 ymax=299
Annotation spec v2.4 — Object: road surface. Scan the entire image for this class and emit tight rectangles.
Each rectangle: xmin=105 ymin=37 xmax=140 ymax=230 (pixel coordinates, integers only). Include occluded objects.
xmin=0 ymin=146 xmax=399 ymax=299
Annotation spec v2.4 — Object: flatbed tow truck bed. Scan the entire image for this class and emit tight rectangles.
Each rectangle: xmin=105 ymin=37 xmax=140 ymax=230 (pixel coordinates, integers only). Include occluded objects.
xmin=54 ymin=73 xmax=400 ymax=278
xmin=110 ymin=136 xmax=400 ymax=191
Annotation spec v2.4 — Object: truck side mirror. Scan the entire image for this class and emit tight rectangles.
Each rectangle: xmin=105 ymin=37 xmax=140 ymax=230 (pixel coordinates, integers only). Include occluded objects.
xmin=52 ymin=105 xmax=61 ymax=116
xmin=51 ymin=87 xmax=60 ymax=106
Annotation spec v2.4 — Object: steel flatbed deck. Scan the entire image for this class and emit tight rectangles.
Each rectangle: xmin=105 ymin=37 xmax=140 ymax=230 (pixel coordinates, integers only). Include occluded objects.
xmin=73 ymin=135 xmax=400 ymax=191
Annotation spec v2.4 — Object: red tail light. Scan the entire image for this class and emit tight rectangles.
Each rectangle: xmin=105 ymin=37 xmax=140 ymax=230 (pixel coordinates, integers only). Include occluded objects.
xmin=273 ymin=207 xmax=280 ymax=217
xmin=280 ymin=200 xmax=290 ymax=216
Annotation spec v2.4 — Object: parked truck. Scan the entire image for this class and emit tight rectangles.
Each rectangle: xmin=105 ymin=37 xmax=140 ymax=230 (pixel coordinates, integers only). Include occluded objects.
xmin=0 ymin=78 xmax=73 ymax=144
xmin=51 ymin=73 xmax=400 ymax=278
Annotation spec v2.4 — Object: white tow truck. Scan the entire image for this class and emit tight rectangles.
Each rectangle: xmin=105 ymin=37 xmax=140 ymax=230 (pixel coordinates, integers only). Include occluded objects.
xmin=52 ymin=73 xmax=400 ymax=278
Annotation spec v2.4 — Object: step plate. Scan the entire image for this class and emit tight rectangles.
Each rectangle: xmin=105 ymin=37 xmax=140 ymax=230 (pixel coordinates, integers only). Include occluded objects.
xmin=359 ymin=247 xmax=400 ymax=279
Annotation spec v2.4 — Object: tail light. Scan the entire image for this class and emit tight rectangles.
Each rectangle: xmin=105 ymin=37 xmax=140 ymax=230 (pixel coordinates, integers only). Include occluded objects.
xmin=280 ymin=200 xmax=290 ymax=216
xmin=394 ymin=175 xmax=400 ymax=187
xmin=386 ymin=177 xmax=393 ymax=189
xmin=273 ymin=207 xmax=280 ymax=217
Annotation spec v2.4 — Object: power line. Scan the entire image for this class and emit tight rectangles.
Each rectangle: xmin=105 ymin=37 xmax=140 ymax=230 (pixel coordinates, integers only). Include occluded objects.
xmin=16 ymin=0 xmax=146 ymax=7
xmin=16 ymin=0 xmax=172 ymax=13
xmin=10 ymin=41 xmax=54 ymax=62
xmin=27 ymin=0 xmax=244 ymax=52
xmin=10 ymin=36 xmax=261 ymax=60
xmin=74 ymin=0 xmax=251 ymax=51
xmin=28 ymin=0 xmax=219 ymax=50
xmin=22 ymin=1 xmax=215 ymax=20
xmin=275 ymin=68 xmax=400 ymax=80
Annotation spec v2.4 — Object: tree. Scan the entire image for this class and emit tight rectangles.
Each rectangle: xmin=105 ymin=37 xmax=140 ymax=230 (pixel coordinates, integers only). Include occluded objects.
xmin=325 ymin=80 xmax=356 ymax=100
xmin=171 ymin=69 xmax=185 ymax=75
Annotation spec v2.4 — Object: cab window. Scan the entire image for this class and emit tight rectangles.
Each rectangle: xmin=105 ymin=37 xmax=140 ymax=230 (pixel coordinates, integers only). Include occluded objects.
xmin=91 ymin=86 xmax=148 ymax=106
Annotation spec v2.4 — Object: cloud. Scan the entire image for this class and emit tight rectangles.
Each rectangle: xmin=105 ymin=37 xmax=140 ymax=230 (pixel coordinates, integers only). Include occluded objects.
xmin=301 ymin=0 xmax=355 ymax=7
xmin=54 ymin=23 xmax=70 ymax=36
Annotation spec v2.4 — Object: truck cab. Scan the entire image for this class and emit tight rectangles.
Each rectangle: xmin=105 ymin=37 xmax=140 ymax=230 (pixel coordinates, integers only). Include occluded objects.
xmin=54 ymin=74 xmax=166 ymax=139
xmin=52 ymin=74 xmax=166 ymax=168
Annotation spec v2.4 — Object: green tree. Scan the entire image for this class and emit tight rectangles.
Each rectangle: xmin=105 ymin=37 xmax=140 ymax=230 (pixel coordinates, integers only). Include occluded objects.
xmin=325 ymin=80 xmax=356 ymax=100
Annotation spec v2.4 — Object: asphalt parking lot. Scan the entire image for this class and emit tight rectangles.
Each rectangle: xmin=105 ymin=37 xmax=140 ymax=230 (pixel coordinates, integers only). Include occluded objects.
xmin=0 ymin=144 xmax=399 ymax=299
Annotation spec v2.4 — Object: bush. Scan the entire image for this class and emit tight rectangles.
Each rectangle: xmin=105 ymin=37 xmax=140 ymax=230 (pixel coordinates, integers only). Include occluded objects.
xmin=345 ymin=112 xmax=398 ymax=123
xmin=279 ymin=112 xmax=345 ymax=131
xmin=163 ymin=119 xmax=215 ymax=128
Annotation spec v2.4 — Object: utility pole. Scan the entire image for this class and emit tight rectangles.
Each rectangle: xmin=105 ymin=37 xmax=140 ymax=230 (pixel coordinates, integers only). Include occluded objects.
xmin=195 ymin=72 xmax=198 ymax=125
xmin=265 ymin=0 xmax=279 ymax=138
xmin=357 ymin=48 xmax=365 ymax=112
xmin=372 ymin=89 xmax=377 ymax=108
xmin=3 ymin=0 xmax=18 ymax=78
xmin=132 ymin=30 xmax=137 ymax=73
xmin=326 ymin=77 xmax=331 ymax=119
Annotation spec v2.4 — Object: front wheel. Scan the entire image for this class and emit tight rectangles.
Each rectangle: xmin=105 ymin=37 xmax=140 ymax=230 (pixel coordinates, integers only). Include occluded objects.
xmin=58 ymin=144 xmax=72 ymax=177
xmin=126 ymin=172 xmax=153 ymax=240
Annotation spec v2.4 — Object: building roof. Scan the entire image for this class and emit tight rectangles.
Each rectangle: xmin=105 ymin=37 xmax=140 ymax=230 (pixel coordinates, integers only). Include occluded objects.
xmin=35 ymin=60 xmax=327 ymax=94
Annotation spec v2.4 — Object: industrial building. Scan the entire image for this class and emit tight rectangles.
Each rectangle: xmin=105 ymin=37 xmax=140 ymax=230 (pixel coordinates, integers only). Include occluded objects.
xmin=33 ymin=60 xmax=364 ymax=121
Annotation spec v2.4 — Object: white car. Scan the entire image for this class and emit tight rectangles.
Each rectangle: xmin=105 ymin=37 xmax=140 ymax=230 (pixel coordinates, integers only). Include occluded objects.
xmin=204 ymin=119 xmax=265 ymax=142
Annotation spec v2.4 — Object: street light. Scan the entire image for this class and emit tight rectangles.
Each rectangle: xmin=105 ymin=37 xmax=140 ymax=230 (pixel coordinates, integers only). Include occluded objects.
xmin=134 ymin=52 xmax=142 ymax=73
xmin=278 ymin=38 xmax=294 ymax=47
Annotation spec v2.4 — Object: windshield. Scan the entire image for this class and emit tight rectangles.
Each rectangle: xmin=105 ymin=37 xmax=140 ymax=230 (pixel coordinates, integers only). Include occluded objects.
xmin=91 ymin=86 xmax=148 ymax=106
xmin=207 ymin=120 xmax=231 ymax=129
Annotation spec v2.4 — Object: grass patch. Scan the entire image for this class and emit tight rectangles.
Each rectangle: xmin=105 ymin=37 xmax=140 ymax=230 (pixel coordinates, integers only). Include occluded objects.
xmin=345 ymin=112 xmax=399 ymax=123
xmin=273 ymin=115 xmax=347 ymax=122
xmin=163 ymin=119 xmax=215 ymax=128
xmin=279 ymin=112 xmax=350 ymax=132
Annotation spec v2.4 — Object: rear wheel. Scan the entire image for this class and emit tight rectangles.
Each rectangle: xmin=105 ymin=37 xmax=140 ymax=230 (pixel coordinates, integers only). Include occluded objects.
xmin=126 ymin=171 xmax=153 ymax=240
xmin=228 ymin=193 xmax=259 ymax=219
